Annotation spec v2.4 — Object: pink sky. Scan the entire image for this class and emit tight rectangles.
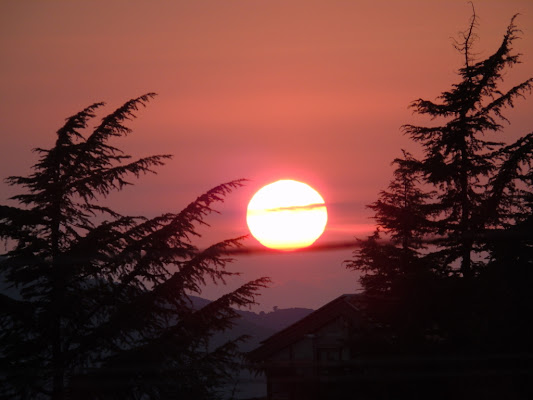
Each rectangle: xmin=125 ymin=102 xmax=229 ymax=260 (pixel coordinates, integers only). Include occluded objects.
xmin=1 ymin=0 xmax=532 ymax=311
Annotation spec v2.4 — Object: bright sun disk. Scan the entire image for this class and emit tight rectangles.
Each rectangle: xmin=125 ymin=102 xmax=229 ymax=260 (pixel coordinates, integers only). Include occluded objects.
xmin=246 ymin=179 xmax=328 ymax=250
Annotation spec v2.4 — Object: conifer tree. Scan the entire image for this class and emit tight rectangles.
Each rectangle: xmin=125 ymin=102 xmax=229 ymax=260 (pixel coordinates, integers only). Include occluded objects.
xmin=345 ymin=154 xmax=438 ymax=349
xmin=401 ymin=11 xmax=533 ymax=278
xmin=348 ymin=10 xmax=533 ymax=350
xmin=0 ymin=94 xmax=269 ymax=400
xmin=346 ymin=152 xmax=433 ymax=295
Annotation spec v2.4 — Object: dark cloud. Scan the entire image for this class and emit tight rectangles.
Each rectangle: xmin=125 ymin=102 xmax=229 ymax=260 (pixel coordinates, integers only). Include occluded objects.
xmin=265 ymin=203 xmax=326 ymax=212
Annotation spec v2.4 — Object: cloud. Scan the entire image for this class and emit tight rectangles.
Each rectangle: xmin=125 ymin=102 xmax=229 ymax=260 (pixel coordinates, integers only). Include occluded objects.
xmin=265 ymin=203 xmax=326 ymax=212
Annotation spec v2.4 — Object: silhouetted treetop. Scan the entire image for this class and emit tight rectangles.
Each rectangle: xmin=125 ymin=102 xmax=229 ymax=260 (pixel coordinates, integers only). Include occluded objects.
xmin=0 ymin=93 xmax=269 ymax=400
xmin=348 ymin=9 xmax=532 ymax=355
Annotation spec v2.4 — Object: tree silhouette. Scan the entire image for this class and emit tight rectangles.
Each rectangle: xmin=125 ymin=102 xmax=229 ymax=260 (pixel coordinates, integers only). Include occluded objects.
xmin=402 ymin=11 xmax=532 ymax=278
xmin=348 ymin=10 xmax=533 ymax=352
xmin=347 ymin=151 xmax=434 ymax=295
xmin=346 ymin=153 xmax=440 ymax=349
xmin=0 ymin=94 xmax=269 ymax=400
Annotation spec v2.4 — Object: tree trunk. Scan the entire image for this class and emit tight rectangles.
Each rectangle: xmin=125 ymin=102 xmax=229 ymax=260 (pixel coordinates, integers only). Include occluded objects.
xmin=51 ymin=183 xmax=65 ymax=400
xmin=459 ymin=134 xmax=473 ymax=279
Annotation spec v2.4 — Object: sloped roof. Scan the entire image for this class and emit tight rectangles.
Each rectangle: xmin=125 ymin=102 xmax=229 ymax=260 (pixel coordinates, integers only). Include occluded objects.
xmin=247 ymin=294 xmax=366 ymax=361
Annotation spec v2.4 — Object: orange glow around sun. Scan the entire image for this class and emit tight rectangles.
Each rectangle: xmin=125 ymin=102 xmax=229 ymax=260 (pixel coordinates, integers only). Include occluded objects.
xmin=246 ymin=180 xmax=328 ymax=250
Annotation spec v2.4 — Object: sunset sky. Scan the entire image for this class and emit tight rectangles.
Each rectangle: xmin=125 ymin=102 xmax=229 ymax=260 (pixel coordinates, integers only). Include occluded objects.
xmin=1 ymin=0 xmax=532 ymax=311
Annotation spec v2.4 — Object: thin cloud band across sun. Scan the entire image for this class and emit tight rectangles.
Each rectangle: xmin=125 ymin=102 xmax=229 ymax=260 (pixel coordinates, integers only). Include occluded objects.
xmin=262 ymin=203 xmax=327 ymax=212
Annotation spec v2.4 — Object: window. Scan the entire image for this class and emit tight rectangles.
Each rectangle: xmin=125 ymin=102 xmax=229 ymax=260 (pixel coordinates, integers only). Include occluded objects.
xmin=317 ymin=348 xmax=340 ymax=362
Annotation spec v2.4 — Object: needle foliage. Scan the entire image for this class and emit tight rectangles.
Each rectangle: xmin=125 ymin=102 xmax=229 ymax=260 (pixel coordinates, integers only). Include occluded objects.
xmin=0 ymin=94 xmax=269 ymax=400
xmin=347 ymin=10 xmax=533 ymax=353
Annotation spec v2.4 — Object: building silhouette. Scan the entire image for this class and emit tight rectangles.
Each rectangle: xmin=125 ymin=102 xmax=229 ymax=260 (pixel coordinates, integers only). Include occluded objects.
xmin=248 ymin=294 xmax=532 ymax=400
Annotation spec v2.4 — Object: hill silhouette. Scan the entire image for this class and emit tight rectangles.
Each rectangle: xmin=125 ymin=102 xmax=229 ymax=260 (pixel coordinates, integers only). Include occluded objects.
xmin=188 ymin=296 xmax=313 ymax=399
xmin=189 ymin=295 xmax=313 ymax=351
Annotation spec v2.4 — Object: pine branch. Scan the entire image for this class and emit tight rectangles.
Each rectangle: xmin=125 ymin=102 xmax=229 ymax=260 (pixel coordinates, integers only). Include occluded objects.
xmin=66 ymin=154 xmax=172 ymax=200
xmin=482 ymin=132 xmax=533 ymax=225
xmin=0 ymin=205 xmax=43 ymax=241
xmin=54 ymin=102 xmax=105 ymax=146
xmin=190 ymin=277 xmax=271 ymax=333
xmin=478 ymin=78 xmax=533 ymax=122
xmin=87 ymin=93 xmax=157 ymax=145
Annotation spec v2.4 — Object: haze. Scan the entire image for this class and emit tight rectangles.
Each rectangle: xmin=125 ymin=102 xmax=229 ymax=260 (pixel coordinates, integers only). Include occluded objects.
xmin=1 ymin=0 xmax=532 ymax=311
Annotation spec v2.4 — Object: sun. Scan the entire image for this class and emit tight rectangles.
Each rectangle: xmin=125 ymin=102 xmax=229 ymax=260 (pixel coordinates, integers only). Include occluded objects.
xmin=246 ymin=180 xmax=328 ymax=250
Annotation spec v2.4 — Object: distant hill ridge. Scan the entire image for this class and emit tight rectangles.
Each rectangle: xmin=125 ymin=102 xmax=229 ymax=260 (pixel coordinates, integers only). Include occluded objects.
xmin=187 ymin=297 xmax=313 ymax=398
xmin=189 ymin=295 xmax=314 ymax=350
